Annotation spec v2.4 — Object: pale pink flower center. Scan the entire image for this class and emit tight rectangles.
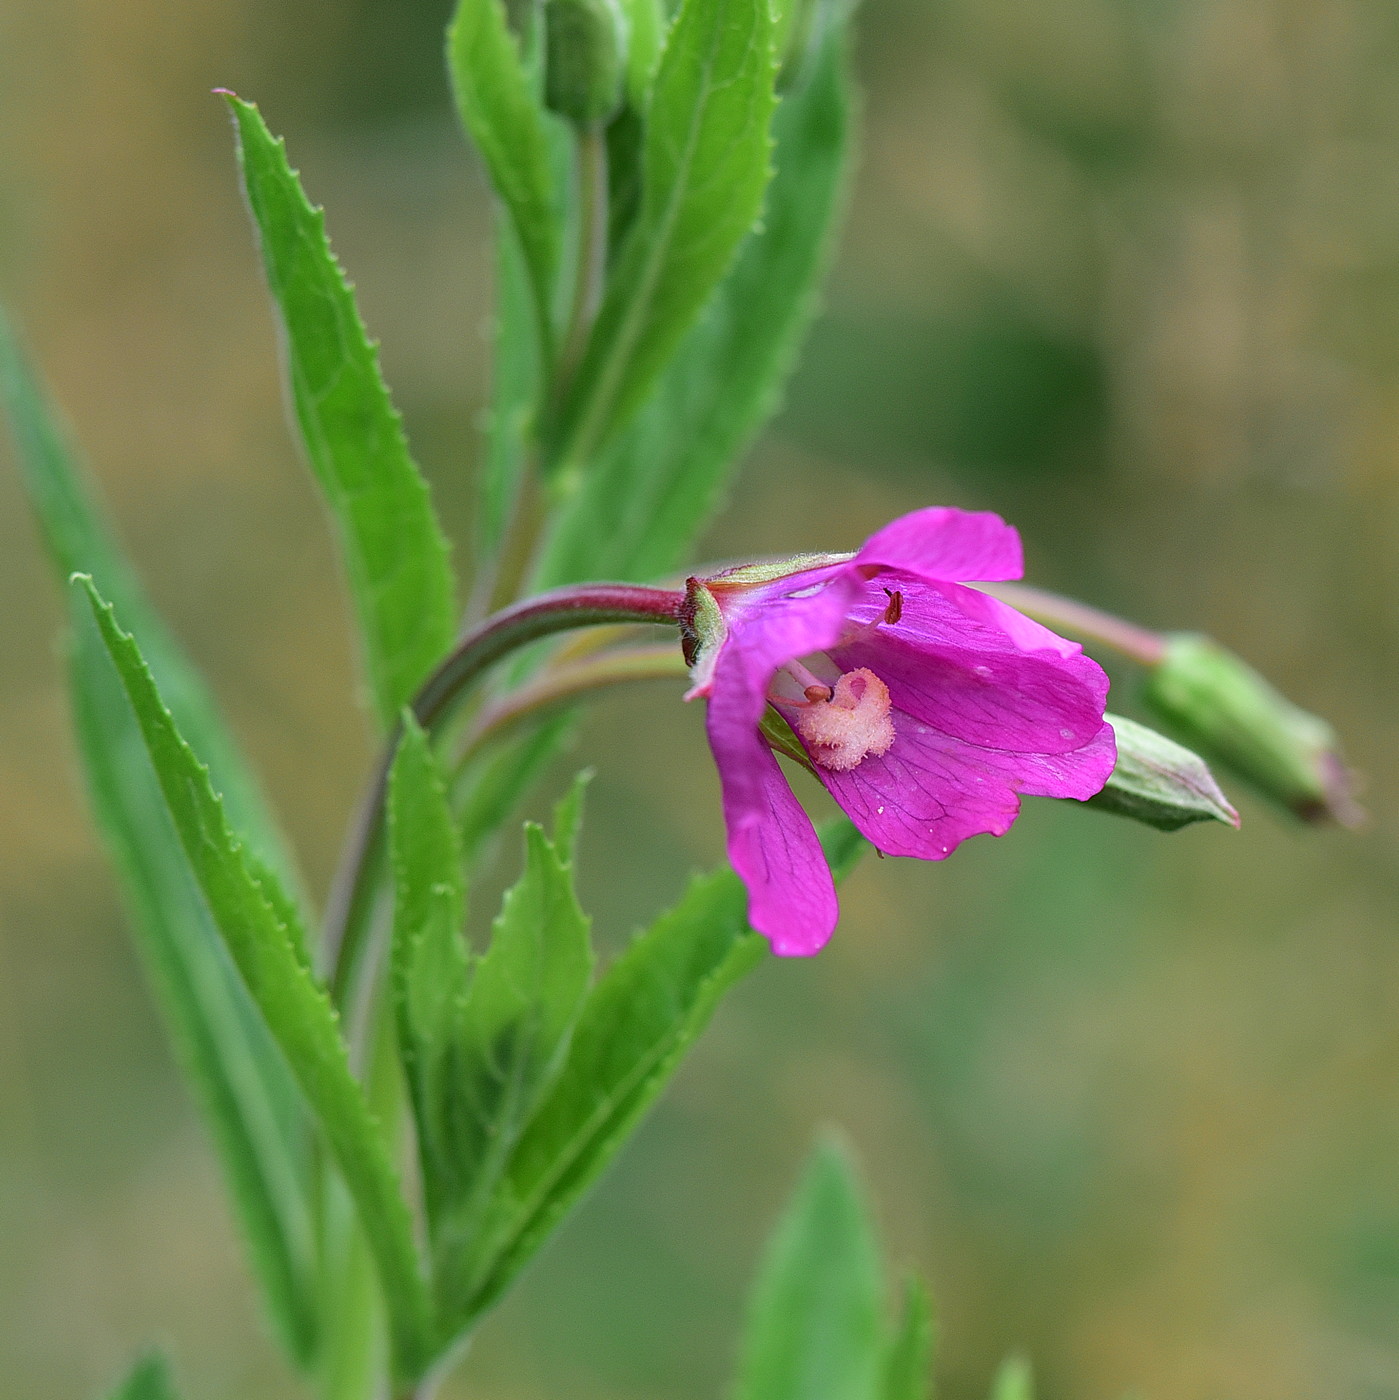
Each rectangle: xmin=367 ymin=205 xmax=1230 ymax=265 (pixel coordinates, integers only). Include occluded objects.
xmin=789 ymin=667 xmax=896 ymax=772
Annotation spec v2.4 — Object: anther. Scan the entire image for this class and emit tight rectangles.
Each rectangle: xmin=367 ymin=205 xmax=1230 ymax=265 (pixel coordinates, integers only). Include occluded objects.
xmin=881 ymin=589 xmax=904 ymax=626
xmin=804 ymin=683 xmax=834 ymax=703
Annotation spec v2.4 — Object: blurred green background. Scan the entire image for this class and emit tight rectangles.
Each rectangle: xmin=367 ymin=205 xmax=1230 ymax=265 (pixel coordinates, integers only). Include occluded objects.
xmin=3 ymin=0 xmax=1398 ymax=1396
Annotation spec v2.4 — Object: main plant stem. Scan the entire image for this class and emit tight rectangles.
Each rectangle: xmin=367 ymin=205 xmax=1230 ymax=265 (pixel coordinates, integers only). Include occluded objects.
xmin=322 ymin=583 xmax=686 ymax=1000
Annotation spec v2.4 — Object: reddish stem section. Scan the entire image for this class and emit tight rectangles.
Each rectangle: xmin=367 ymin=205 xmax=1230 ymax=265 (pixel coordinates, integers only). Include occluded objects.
xmin=324 ymin=583 xmax=686 ymax=996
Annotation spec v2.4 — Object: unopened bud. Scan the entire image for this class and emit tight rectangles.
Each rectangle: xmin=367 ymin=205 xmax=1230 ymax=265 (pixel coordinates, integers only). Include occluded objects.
xmin=1085 ymin=715 xmax=1239 ymax=832
xmin=544 ymin=0 xmax=627 ymax=127
xmin=1143 ymin=633 xmax=1362 ymax=827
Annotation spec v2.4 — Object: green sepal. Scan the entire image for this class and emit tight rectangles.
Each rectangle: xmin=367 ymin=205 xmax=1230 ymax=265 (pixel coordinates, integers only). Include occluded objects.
xmin=1084 ymin=713 xmax=1239 ymax=832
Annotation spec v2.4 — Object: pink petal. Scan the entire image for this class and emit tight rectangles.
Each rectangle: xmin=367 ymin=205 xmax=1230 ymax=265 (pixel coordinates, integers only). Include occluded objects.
xmin=703 ymin=574 xmax=857 ymax=955
xmin=721 ymin=738 xmax=838 ymax=956
xmin=854 ymin=507 xmax=1023 ymax=583
xmin=814 ymin=711 xmax=1118 ymax=860
xmin=833 ymin=576 xmax=1111 ymax=754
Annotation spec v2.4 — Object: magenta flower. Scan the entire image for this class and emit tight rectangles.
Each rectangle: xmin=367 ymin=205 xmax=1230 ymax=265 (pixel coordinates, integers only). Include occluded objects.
xmin=682 ymin=507 xmax=1116 ymax=956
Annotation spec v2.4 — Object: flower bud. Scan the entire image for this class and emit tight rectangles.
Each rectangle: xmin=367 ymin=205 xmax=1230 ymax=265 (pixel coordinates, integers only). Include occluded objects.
xmin=544 ymin=0 xmax=627 ymax=127
xmin=1143 ymin=632 xmax=1361 ymax=827
xmin=1086 ymin=715 xmax=1239 ymax=831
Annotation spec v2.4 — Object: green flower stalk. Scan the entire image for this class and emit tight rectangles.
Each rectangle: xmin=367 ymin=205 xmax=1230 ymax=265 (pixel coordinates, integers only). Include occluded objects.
xmin=986 ymin=583 xmax=1361 ymax=827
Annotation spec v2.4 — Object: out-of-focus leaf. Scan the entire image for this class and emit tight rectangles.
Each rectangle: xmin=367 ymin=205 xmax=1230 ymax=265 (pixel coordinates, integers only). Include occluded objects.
xmin=0 ymin=315 xmax=320 ymax=1367
xmin=81 ymin=579 xmax=435 ymax=1382
xmin=735 ymin=1138 xmax=885 ymax=1400
xmin=476 ymin=225 xmax=545 ymax=573
xmin=881 ymin=1278 xmax=934 ymax=1400
xmin=537 ymin=15 xmax=851 ymax=586
xmin=449 ymin=0 xmax=562 ymax=360
xmin=618 ymin=0 xmax=665 ymax=106
xmin=226 ymin=96 xmax=456 ymax=729
xmin=434 ymin=822 xmax=594 ymax=1316
xmin=1084 ymin=713 xmax=1239 ymax=832
xmin=0 ymin=311 xmax=301 ymax=893
xmin=548 ymin=0 xmax=778 ymax=478
xmin=103 ymin=1353 xmax=178 ymax=1400
xmin=987 ymin=1356 xmax=1033 ymax=1400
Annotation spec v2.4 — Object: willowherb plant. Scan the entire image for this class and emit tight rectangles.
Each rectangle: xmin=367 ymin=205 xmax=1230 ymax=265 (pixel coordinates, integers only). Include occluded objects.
xmin=1 ymin=0 xmax=1354 ymax=1396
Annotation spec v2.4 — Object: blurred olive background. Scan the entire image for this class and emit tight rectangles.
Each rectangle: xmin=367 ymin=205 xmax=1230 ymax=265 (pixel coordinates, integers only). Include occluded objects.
xmin=3 ymin=1 xmax=1399 ymax=1397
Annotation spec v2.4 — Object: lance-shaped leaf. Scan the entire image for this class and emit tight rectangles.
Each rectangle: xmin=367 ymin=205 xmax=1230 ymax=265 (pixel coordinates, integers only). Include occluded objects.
xmin=448 ymin=0 xmax=562 ymax=362
xmin=549 ymin=0 xmax=778 ymax=477
xmin=1085 ymin=714 xmax=1240 ymax=832
xmin=0 ymin=315 xmax=319 ymax=1365
xmin=475 ymin=224 xmax=546 ymax=572
xmin=225 ymin=96 xmax=456 ymax=729
xmin=80 ymin=579 xmax=435 ymax=1382
xmin=455 ymin=821 xmax=862 ymax=1322
xmin=881 ymin=1279 xmax=935 ymax=1400
xmin=103 ymin=1353 xmax=179 ymax=1400
xmin=433 ymin=820 xmax=594 ymax=1317
xmin=0 ymin=312 xmax=302 ymax=893
xmin=736 ymin=1139 xmax=886 ymax=1400
xmin=537 ymin=15 xmax=852 ymax=586
xmin=460 ymin=864 xmax=758 ymax=1318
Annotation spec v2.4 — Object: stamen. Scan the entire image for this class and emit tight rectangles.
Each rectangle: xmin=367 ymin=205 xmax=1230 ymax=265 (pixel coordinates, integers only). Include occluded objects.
xmin=882 ymin=588 xmax=903 ymax=626
xmin=789 ymin=667 xmax=896 ymax=772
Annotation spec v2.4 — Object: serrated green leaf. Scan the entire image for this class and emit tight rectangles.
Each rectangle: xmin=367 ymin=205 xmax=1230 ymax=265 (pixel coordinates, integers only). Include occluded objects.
xmin=549 ymin=0 xmax=778 ymax=478
xmin=388 ymin=714 xmax=473 ymax=1197
xmin=103 ymin=1352 xmax=178 ymax=1400
xmin=736 ymin=1138 xmax=886 ymax=1400
xmin=987 ymin=1357 xmax=1033 ymax=1400
xmin=551 ymin=768 xmax=593 ymax=868
xmin=1085 ymin=713 xmax=1239 ymax=832
xmin=449 ymin=0 xmax=562 ymax=362
xmin=225 ymin=96 xmax=456 ymax=729
xmin=452 ymin=819 xmax=862 ymax=1321
xmin=881 ymin=1277 xmax=934 ymax=1400
xmin=434 ymin=822 xmax=594 ymax=1317
xmin=462 ymin=862 xmax=759 ymax=1318
xmin=537 ymin=15 xmax=851 ymax=586
xmin=80 ymin=579 xmax=435 ymax=1382
xmin=0 ymin=314 xmax=320 ymax=1368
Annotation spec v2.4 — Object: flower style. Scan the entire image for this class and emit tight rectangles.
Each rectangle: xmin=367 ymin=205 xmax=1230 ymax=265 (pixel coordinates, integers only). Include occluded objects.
xmin=682 ymin=507 xmax=1116 ymax=956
